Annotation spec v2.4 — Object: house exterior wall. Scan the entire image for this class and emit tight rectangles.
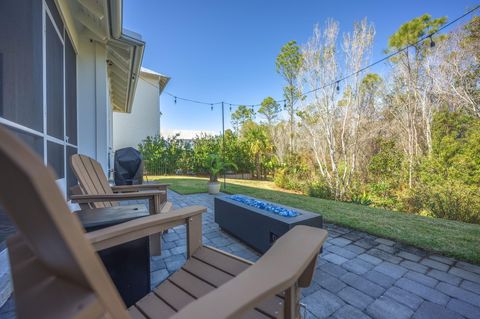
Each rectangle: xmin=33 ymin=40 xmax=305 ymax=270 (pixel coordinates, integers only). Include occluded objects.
xmin=113 ymin=75 xmax=160 ymax=151
xmin=76 ymin=39 xmax=111 ymax=174
xmin=76 ymin=37 xmax=97 ymax=162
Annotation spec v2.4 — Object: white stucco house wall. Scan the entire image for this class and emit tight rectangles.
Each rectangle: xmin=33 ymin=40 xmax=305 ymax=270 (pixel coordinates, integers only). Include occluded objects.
xmin=113 ymin=67 xmax=169 ymax=151
xmin=0 ymin=0 xmax=149 ymax=307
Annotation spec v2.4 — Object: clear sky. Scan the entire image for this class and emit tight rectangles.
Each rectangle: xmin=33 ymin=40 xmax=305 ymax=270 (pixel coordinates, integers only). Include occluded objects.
xmin=123 ymin=0 xmax=478 ymax=135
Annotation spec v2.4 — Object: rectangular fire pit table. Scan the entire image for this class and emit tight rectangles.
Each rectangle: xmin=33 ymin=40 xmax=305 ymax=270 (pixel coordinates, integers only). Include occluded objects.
xmin=215 ymin=195 xmax=323 ymax=253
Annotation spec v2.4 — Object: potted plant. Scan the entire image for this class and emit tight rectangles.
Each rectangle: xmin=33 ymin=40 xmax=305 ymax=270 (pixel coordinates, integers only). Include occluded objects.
xmin=206 ymin=154 xmax=237 ymax=195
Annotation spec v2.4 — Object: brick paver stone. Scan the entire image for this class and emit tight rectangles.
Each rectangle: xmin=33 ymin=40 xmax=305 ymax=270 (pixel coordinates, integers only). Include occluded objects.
xmin=374 ymin=261 xmax=408 ymax=279
xmin=397 ymin=251 xmax=422 ymax=262
xmin=405 ymin=271 xmax=439 ymax=288
xmin=447 ymin=298 xmax=480 ymax=319
xmin=340 ymin=272 xmax=385 ymax=298
xmin=413 ymin=302 xmax=463 ymax=319
xmin=323 ymin=253 xmax=349 ymax=265
xmin=449 ymin=267 xmax=480 ymax=284
xmin=437 ymin=282 xmax=480 ymax=306
xmin=456 ymin=261 xmax=480 ymax=275
xmin=358 ymin=253 xmax=383 ymax=266
xmin=420 ymin=258 xmax=450 ymax=272
xmin=384 ymin=286 xmax=423 ymax=310
xmin=427 ymin=269 xmax=462 ymax=286
xmin=338 ymin=286 xmax=374 ymax=310
xmin=333 ymin=304 xmax=372 ymax=319
xmin=366 ymin=296 xmax=414 ymax=319
xmin=395 ymin=278 xmax=450 ymax=305
xmin=302 ymin=288 xmax=344 ymax=319
xmin=364 ymin=270 xmax=396 ymax=289
xmin=342 ymin=258 xmax=375 ymax=275
xmin=461 ymin=280 xmax=480 ymax=295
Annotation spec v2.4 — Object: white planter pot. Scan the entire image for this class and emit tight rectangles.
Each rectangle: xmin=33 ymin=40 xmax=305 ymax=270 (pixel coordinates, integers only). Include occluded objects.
xmin=208 ymin=182 xmax=221 ymax=195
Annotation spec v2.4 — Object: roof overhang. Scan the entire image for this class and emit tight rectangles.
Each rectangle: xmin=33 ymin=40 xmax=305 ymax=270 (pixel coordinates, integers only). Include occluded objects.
xmin=140 ymin=67 xmax=171 ymax=94
xmin=73 ymin=0 xmax=145 ymax=113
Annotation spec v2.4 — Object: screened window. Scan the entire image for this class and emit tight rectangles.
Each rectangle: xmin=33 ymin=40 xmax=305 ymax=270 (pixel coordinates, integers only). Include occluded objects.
xmin=65 ymin=33 xmax=77 ymax=145
xmin=47 ymin=141 xmax=64 ymax=179
xmin=0 ymin=0 xmax=43 ymax=131
xmin=45 ymin=0 xmax=64 ymax=38
xmin=1 ymin=124 xmax=44 ymax=158
xmin=46 ymin=17 xmax=64 ymax=140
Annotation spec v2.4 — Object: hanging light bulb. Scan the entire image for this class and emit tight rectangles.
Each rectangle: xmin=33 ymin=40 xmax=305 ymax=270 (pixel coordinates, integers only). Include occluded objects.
xmin=174 ymin=96 xmax=177 ymax=104
xmin=336 ymin=81 xmax=340 ymax=92
xmin=229 ymin=104 xmax=232 ymax=112
xmin=283 ymin=100 xmax=287 ymax=110
xmin=251 ymin=105 xmax=254 ymax=112
xmin=429 ymin=35 xmax=435 ymax=48
xmin=210 ymin=104 xmax=213 ymax=111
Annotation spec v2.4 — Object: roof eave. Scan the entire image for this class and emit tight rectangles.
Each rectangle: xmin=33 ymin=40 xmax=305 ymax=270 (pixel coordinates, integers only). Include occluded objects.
xmin=107 ymin=0 xmax=145 ymax=113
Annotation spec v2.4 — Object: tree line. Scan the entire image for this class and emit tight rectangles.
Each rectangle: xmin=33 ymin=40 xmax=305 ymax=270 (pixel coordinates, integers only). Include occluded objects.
xmin=139 ymin=14 xmax=480 ymax=224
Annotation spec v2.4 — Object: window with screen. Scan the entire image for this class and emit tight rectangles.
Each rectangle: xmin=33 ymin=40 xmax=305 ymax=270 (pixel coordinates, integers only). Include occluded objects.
xmin=65 ymin=33 xmax=77 ymax=145
xmin=46 ymin=17 xmax=64 ymax=140
xmin=0 ymin=0 xmax=43 ymax=131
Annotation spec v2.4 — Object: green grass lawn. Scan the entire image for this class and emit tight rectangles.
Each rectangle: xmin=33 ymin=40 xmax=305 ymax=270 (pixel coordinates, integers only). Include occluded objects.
xmin=151 ymin=175 xmax=480 ymax=264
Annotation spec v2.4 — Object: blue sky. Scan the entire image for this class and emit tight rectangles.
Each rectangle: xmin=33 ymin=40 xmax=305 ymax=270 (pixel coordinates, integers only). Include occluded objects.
xmin=123 ymin=0 xmax=478 ymax=134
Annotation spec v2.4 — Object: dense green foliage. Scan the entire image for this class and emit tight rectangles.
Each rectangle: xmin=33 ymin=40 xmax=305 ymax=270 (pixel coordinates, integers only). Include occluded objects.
xmin=137 ymin=135 xmax=191 ymax=175
xmin=139 ymin=124 xmax=276 ymax=179
xmin=416 ymin=112 xmax=480 ymax=223
xmin=387 ymin=14 xmax=446 ymax=52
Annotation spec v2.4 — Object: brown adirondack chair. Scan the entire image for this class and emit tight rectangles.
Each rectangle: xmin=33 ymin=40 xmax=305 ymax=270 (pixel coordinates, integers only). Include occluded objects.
xmin=70 ymin=153 xmax=170 ymax=211
xmin=70 ymin=153 xmax=171 ymax=255
xmin=0 ymin=126 xmax=328 ymax=319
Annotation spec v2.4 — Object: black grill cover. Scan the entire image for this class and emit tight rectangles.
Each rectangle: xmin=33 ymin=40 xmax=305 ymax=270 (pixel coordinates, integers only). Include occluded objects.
xmin=114 ymin=147 xmax=144 ymax=185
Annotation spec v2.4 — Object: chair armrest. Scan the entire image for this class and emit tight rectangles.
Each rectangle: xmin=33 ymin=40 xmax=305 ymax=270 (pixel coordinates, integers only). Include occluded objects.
xmin=86 ymin=205 xmax=206 ymax=251
xmin=111 ymin=184 xmax=169 ymax=193
xmin=171 ymin=226 xmax=328 ymax=319
xmin=70 ymin=190 xmax=165 ymax=204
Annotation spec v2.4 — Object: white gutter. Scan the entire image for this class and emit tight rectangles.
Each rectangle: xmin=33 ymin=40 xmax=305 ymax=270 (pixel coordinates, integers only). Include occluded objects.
xmin=107 ymin=0 xmax=145 ymax=113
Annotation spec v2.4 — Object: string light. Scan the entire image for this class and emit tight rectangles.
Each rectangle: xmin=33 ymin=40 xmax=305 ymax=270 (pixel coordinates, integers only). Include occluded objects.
xmin=229 ymin=104 xmax=232 ymax=112
xmin=164 ymin=5 xmax=479 ymax=110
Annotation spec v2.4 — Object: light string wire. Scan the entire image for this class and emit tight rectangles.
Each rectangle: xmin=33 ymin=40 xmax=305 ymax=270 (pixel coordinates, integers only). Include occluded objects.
xmin=162 ymin=4 xmax=479 ymax=110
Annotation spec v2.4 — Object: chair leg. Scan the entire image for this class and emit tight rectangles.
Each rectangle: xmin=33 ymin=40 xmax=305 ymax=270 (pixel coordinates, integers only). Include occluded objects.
xmin=284 ymin=284 xmax=300 ymax=319
xmin=148 ymin=197 xmax=162 ymax=256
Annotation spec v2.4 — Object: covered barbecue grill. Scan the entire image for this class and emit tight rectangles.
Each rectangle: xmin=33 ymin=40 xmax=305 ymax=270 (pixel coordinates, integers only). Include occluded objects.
xmin=114 ymin=147 xmax=144 ymax=185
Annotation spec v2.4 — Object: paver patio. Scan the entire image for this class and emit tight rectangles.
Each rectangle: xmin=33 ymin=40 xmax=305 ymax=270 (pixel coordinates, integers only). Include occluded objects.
xmin=1 ymin=190 xmax=480 ymax=319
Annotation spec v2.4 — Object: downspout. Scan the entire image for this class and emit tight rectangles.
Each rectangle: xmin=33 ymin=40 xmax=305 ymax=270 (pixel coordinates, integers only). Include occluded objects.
xmin=108 ymin=0 xmax=122 ymax=39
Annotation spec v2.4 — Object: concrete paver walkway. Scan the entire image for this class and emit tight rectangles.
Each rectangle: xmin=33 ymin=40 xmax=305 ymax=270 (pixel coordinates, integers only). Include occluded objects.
xmin=1 ymin=190 xmax=480 ymax=319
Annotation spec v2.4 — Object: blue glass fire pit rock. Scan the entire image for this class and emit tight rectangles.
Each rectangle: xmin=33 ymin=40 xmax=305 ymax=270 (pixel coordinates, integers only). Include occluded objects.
xmin=227 ymin=195 xmax=300 ymax=217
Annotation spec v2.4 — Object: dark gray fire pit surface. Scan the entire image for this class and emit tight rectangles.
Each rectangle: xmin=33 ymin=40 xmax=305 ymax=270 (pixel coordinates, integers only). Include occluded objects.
xmin=215 ymin=195 xmax=323 ymax=253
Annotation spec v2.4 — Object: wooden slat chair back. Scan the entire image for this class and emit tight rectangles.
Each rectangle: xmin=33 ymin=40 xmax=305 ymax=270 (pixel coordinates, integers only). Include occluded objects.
xmin=70 ymin=154 xmax=117 ymax=208
xmin=0 ymin=127 xmax=130 ymax=319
